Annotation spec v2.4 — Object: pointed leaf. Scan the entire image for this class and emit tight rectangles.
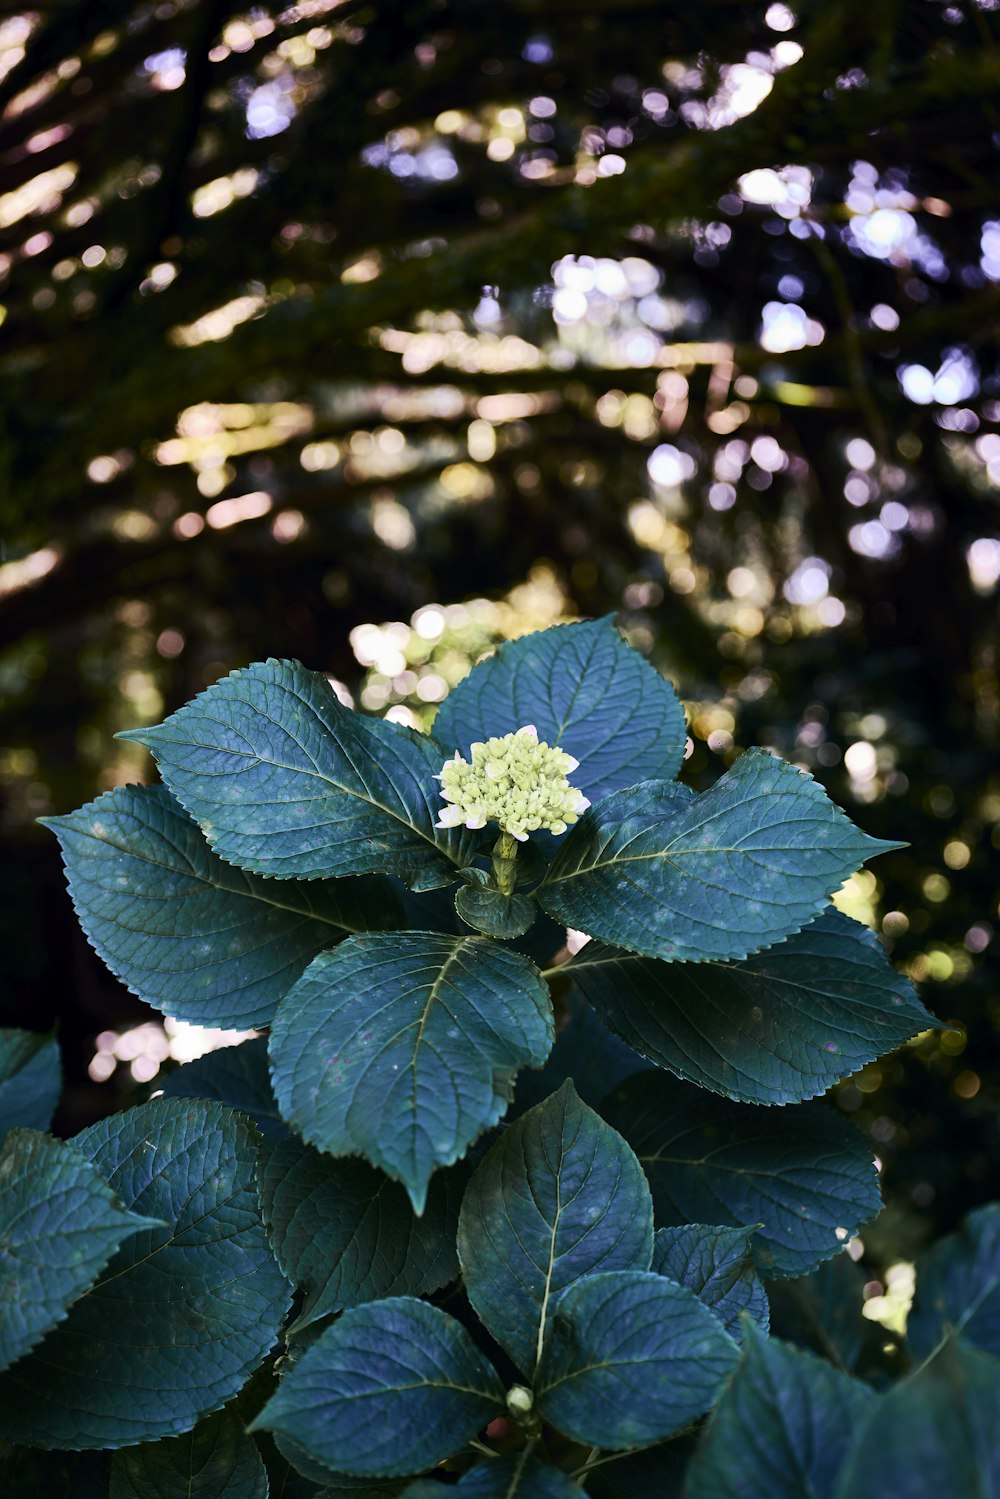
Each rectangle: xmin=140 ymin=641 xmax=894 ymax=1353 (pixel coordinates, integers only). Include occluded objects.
xmin=109 ymin=1409 xmax=268 ymax=1498
xmin=159 ymin=1038 xmax=286 ymax=1140
xmin=685 ymin=1327 xmax=870 ymax=1499
xmin=403 ymin=1455 xmax=581 ymax=1497
xmin=535 ymin=1269 xmax=738 ymax=1449
xmin=0 ymin=1028 xmax=61 ymax=1139
xmin=652 ymin=1224 xmax=769 ymax=1342
xmin=454 ymin=882 xmax=536 ymax=939
xmin=0 ymin=1129 xmax=158 ymax=1374
xmin=0 ymin=1098 xmax=290 ymax=1449
xmin=539 ymin=750 xmax=903 ymax=962
xmin=119 ymin=658 xmax=472 ymax=889
xmin=908 ymin=1204 xmax=1000 ymax=1360
xmin=44 ymin=784 xmax=401 ymax=1029
xmin=601 ymin=1071 xmax=880 ymax=1278
xmin=834 ymin=1339 xmax=1000 ymax=1499
xmin=458 ymin=1079 xmax=653 ymax=1374
xmin=568 ymin=910 xmax=934 ymax=1104
xmin=252 ymin=1297 xmax=504 ymax=1478
xmin=432 ymin=618 xmax=687 ymax=806
xmin=258 ymin=1136 xmax=459 ymax=1330
xmin=269 ymin=932 xmax=553 ymax=1212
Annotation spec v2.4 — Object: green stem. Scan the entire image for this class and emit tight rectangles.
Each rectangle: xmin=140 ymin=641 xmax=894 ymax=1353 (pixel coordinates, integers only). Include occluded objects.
xmin=491 ymin=830 xmax=519 ymax=895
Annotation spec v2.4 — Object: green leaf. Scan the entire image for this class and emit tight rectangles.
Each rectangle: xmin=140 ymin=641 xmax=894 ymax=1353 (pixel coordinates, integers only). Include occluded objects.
xmin=454 ymin=881 xmax=536 ymax=939
xmin=402 ymin=1454 xmax=581 ymax=1496
xmin=539 ymin=750 xmax=903 ymax=962
xmin=269 ymin=932 xmax=553 ymax=1212
xmin=567 ymin=910 xmax=934 ymax=1104
xmin=0 ymin=1028 xmax=61 ymax=1139
xmin=258 ymin=1135 xmax=460 ymax=1331
xmin=511 ymin=990 xmax=644 ymax=1114
xmin=765 ymin=1254 xmax=868 ymax=1374
xmin=652 ymin=1224 xmax=769 ymax=1342
xmin=118 ymin=659 xmax=472 ymax=890
xmin=907 ymin=1204 xmax=1000 ymax=1360
xmin=159 ymin=1038 xmax=286 ymax=1140
xmin=0 ymin=1098 xmax=290 ymax=1449
xmin=833 ymin=1339 xmax=1000 ymax=1498
xmin=458 ymin=1079 xmax=653 ymax=1374
xmin=601 ymin=1071 xmax=880 ymax=1278
xmin=109 ymin=1409 xmax=268 ymax=1498
xmin=0 ymin=1129 xmax=158 ymax=1374
xmin=535 ymin=1269 xmax=738 ymax=1449
xmin=268 ymin=1431 xmax=403 ymax=1494
xmin=685 ymin=1326 xmax=870 ymax=1499
xmin=252 ymin=1297 xmax=504 ymax=1478
xmin=432 ymin=618 xmax=687 ymax=806
xmin=44 ymin=784 xmax=401 ymax=1030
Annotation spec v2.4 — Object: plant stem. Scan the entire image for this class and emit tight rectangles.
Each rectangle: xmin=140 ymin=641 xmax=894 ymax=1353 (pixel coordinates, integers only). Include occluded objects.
xmin=491 ymin=830 xmax=519 ymax=895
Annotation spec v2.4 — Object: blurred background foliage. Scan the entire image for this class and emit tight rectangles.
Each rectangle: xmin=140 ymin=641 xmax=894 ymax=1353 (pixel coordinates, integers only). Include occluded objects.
xmin=0 ymin=0 xmax=998 ymax=1299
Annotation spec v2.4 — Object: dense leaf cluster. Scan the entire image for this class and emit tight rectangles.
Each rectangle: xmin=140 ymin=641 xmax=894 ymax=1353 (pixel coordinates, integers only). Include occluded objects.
xmin=3 ymin=620 xmax=991 ymax=1494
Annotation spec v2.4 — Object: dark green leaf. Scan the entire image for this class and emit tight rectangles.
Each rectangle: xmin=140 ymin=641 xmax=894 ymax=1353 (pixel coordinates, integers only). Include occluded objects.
xmin=454 ymin=882 xmax=536 ymax=939
xmin=833 ymin=1339 xmax=1000 ymax=1499
xmin=685 ymin=1326 xmax=870 ymax=1499
xmin=458 ymin=1079 xmax=653 ymax=1374
xmin=0 ymin=1099 xmax=290 ymax=1449
xmin=652 ymin=1224 xmax=769 ymax=1342
xmin=539 ymin=750 xmax=902 ymax=962
xmin=258 ymin=1136 xmax=459 ymax=1331
xmin=765 ymin=1254 xmax=868 ymax=1374
xmin=109 ymin=1409 xmax=268 ymax=1498
xmin=269 ymin=1431 xmax=403 ymax=1494
xmin=0 ymin=1028 xmax=61 ymax=1140
xmin=44 ymin=784 xmax=401 ymax=1029
xmin=269 ymin=932 xmax=553 ymax=1212
xmin=511 ymin=990 xmax=644 ymax=1114
xmin=567 ymin=910 xmax=934 ymax=1104
xmin=908 ymin=1204 xmax=1000 ymax=1360
xmin=119 ymin=659 xmax=472 ymax=890
xmin=0 ymin=1129 xmax=158 ymax=1374
xmin=601 ymin=1071 xmax=880 ymax=1278
xmin=252 ymin=1297 xmax=504 ymax=1478
xmin=159 ymin=1038 xmax=286 ymax=1140
xmin=402 ymin=1454 xmax=581 ymax=1496
xmin=535 ymin=1270 xmax=738 ymax=1449
xmin=432 ymin=617 xmax=687 ymax=808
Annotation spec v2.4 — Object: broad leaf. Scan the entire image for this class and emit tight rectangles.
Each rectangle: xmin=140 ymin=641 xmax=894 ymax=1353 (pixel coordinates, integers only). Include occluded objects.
xmin=269 ymin=932 xmax=553 ymax=1212
xmin=0 ymin=1129 xmax=158 ymax=1374
xmin=454 ymin=881 xmax=536 ymax=939
xmin=535 ymin=1269 xmax=738 ymax=1449
xmin=44 ymin=784 xmax=402 ymax=1029
xmin=511 ymin=990 xmax=644 ymax=1114
xmin=567 ymin=910 xmax=934 ymax=1105
xmin=159 ymin=1038 xmax=286 ymax=1139
xmin=907 ymin=1204 xmax=1000 ymax=1360
xmin=258 ymin=1136 xmax=459 ymax=1330
xmin=268 ymin=1430 xmax=403 ymax=1494
xmin=0 ymin=1028 xmax=61 ymax=1139
xmin=685 ymin=1326 xmax=869 ymax=1499
xmin=402 ymin=1455 xmax=581 ymax=1497
xmin=539 ymin=750 xmax=902 ymax=962
xmin=0 ymin=1099 xmax=290 ymax=1448
xmin=765 ymin=1254 xmax=869 ymax=1374
xmin=652 ymin=1224 xmax=769 ymax=1342
xmin=834 ymin=1339 xmax=1000 ymax=1499
xmin=601 ymin=1071 xmax=880 ymax=1278
xmin=119 ymin=658 xmax=472 ymax=889
xmin=109 ymin=1409 xmax=268 ymax=1498
xmin=458 ymin=1079 xmax=653 ymax=1374
xmin=432 ymin=617 xmax=687 ymax=806
xmin=252 ymin=1297 xmax=504 ymax=1478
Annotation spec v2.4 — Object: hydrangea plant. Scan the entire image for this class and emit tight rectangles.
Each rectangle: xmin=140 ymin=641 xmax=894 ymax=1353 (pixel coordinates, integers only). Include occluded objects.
xmin=2 ymin=617 xmax=994 ymax=1497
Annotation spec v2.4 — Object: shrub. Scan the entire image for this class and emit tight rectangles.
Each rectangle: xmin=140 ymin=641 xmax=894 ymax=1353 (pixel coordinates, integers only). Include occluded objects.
xmin=2 ymin=617 xmax=993 ymax=1496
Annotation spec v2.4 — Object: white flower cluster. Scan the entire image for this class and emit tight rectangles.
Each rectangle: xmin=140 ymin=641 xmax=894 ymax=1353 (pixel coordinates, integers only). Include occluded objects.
xmin=434 ymin=725 xmax=591 ymax=841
